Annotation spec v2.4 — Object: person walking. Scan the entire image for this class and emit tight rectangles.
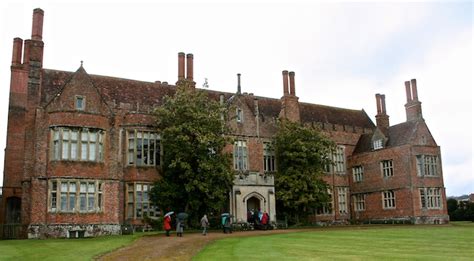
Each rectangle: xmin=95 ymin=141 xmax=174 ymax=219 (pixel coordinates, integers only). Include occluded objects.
xmin=223 ymin=215 xmax=232 ymax=234
xmin=176 ymin=218 xmax=184 ymax=237
xmin=201 ymin=214 xmax=209 ymax=236
xmin=163 ymin=214 xmax=172 ymax=237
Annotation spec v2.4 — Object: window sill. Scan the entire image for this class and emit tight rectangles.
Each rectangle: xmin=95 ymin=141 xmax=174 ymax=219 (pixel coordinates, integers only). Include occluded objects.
xmin=50 ymin=160 xmax=104 ymax=165
xmin=49 ymin=210 xmax=104 ymax=214
xmin=126 ymin=165 xmax=161 ymax=169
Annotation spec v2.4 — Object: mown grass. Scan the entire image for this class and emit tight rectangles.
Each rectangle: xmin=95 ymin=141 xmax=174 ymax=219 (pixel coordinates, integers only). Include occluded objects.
xmin=0 ymin=232 xmax=156 ymax=261
xmin=194 ymin=222 xmax=474 ymax=260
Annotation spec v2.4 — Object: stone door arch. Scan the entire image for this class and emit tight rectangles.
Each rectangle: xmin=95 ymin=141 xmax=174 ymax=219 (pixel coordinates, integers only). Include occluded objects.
xmin=243 ymin=192 xmax=266 ymax=212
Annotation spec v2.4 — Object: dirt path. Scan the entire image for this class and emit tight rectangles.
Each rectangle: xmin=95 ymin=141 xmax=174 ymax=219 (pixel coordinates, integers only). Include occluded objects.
xmin=97 ymin=228 xmax=310 ymax=261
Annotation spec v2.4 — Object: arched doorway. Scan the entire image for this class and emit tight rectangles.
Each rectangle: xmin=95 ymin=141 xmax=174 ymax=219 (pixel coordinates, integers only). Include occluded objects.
xmin=247 ymin=196 xmax=260 ymax=212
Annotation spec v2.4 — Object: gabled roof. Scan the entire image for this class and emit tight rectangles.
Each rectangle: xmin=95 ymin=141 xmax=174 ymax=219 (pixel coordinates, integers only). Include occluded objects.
xmin=41 ymin=68 xmax=375 ymax=129
xmin=353 ymin=120 xmax=436 ymax=154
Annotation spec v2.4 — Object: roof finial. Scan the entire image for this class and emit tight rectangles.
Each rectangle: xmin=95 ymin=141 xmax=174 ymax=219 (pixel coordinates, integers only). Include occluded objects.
xmin=80 ymin=60 xmax=83 ymax=67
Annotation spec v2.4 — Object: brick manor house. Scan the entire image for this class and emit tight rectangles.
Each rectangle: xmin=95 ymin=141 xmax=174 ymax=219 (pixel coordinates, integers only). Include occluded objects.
xmin=0 ymin=9 xmax=448 ymax=239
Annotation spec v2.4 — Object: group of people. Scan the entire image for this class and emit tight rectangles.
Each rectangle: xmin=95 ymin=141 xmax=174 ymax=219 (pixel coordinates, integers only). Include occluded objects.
xmin=247 ymin=209 xmax=270 ymax=229
xmin=163 ymin=213 xmax=185 ymax=237
xmin=163 ymin=213 xmax=211 ymax=237
xmin=163 ymin=213 xmax=235 ymax=236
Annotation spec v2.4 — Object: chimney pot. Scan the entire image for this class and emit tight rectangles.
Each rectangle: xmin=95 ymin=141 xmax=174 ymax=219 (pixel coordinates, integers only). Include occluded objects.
xmin=282 ymin=70 xmax=289 ymax=95
xmin=178 ymin=52 xmax=185 ymax=80
xmin=289 ymin=71 xmax=296 ymax=96
xmin=12 ymin=38 xmax=23 ymax=65
xmin=22 ymin=40 xmax=31 ymax=64
xmin=237 ymin=73 xmax=241 ymax=94
xmin=186 ymin=53 xmax=194 ymax=81
xmin=381 ymin=94 xmax=387 ymax=114
xmin=405 ymin=81 xmax=412 ymax=102
xmin=31 ymin=8 xmax=44 ymax=41
xmin=375 ymin=94 xmax=382 ymax=114
xmin=411 ymin=79 xmax=418 ymax=101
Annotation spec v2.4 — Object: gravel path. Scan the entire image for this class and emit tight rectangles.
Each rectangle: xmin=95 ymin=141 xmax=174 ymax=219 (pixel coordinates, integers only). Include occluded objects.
xmin=97 ymin=228 xmax=310 ymax=261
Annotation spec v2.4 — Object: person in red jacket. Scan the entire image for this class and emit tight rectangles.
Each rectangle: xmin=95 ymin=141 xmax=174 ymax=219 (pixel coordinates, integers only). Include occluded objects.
xmin=261 ymin=212 xmax=269 ymax=229
xmin=164 ymin=215 xmax=172 ymax=237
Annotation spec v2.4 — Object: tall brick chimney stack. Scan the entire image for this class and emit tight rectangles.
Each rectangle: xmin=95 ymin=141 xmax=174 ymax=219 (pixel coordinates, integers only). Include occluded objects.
xmin=178 ymin=52 xmax=185 ymax=81
xmin=279 ymin=70 xmax=300 ymax=122
xmin=186 ymin=53 xmax=193 ymax=81
xmin=237 ymin=73 xmax=241 ymax=94
xmin=375 ymin=93 xmax=390 ymax=135
xmin=289 ymin=71 xmax=296 ymax=96
xmin=23 ymin=8 xmax=44 ymax=66
xmin=404 ymin=79 xmax=423 ymax=121
xmin=176 ymin=52 xmax=195 ymax=88
xmin=31 ymin=8 xmax=44 ymax=41
xmin=3 ymin=9 xmax=44 ymax=211
xmin=282 ymin=70 xmax=289 ymax=95
xmin=11 ymin=38 xmax=23 ymax=66
xmin=186 ymin=53 xmax=195 ymax=88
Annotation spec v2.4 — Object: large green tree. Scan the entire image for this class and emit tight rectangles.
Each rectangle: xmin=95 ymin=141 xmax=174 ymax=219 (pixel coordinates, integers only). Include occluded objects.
xmin=150 ymin=83 xmax=234 ymax=224
xmin=274 ymin=120 xmax=336 ymax=223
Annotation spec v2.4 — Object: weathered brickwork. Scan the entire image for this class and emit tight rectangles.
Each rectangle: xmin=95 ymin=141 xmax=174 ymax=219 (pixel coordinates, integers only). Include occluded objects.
xmin=1 ymin=9 xmax=448 ymax=238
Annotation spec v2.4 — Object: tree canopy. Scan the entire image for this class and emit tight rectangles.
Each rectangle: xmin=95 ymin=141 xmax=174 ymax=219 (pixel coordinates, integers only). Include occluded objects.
xmin=150 ymin=83 xmax=234 ymax=224
xmin=447 ymin=198 xmax=474 ymax=222
xmin=274 ymin=120 xmax=336 ymax=223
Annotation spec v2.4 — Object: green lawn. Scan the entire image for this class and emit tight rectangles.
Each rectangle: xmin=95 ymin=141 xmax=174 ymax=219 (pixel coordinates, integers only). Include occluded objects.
xmin=0 ymin=232 xmax=155 ymax=261
xmin=194 ymin=222 xmax=474 ymax=260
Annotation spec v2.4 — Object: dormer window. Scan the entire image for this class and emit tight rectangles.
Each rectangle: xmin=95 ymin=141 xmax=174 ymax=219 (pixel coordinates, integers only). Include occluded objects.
xmin=373 ymin=139 xmax=383 ymax=150
xmin=75 ymin=96 xmax=85 ymax=110
xmin=236 ymin=108 xmax=243 ymax=123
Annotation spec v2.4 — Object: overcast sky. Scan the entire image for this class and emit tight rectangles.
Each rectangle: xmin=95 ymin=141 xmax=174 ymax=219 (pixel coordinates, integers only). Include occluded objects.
xmin=0 ymin=0 xmax=472 ymax=196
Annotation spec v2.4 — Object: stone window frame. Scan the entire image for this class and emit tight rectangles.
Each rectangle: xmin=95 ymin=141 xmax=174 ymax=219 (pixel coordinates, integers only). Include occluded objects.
xmin=354 ymin=194 xmax=366 ymax=211
xmin=380 ymin=160 xmax=394 ymax=178
xmin=233 ymin=140 xmax=248 ymax=171
xmin=236 ymin=108 xmax=243 ymax=123
xmin=420 ymin=187 xmax=442 ymax=209
xmin=416 ymin=155 xmax=439 ymax=177
xmin=352 ymin=165 xmax=364 ymax=182
xmin=75 ymin=95 xmax=85 ymax=111
xmin=333 ymin=145 xmax=346 ymax=174
xmin=48 ymin=179 xmax=104 ymax=213
xmin=382 ymin=190 xmax=396 ymax=209
xmin=373 ymin=139 xmax=383 ymax=150
xmin=126 ymin=182 xmax=160 ymax=219
xmin=337 ymin=187 xmax=348 ymax=214
xmin=50 ymin=127 xmax=105 ymax=163
xmin=263 ymin=142 xmax=276 ymax=173
xmin=126 ymin=130 xmax=162 ymax=167
xmin=317 ymin=188 xmax=333 ymax=215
